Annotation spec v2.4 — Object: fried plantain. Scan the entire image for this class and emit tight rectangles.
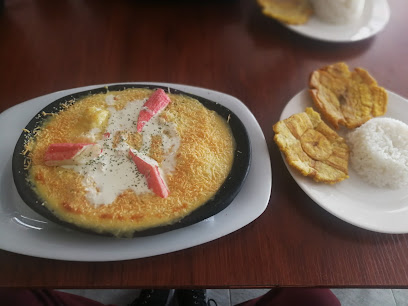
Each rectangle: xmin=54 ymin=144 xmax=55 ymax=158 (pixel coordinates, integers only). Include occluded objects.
xmin=309 ymin=62 xmax=388 ymax=129
xmin=257 ymin=0 xmax=313 ymax=25
xmin=273 ymin=107 xmax=349 ymax=184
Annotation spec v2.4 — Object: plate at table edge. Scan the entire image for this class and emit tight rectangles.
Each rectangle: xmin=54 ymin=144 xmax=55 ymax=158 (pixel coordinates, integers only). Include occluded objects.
xmin=0 ymin=83 xmax=272 ymax=261
xmin=284 ymin=0 xmax=390 ymax=43
xmin=280 ymin=89 xmax=408 ymax=234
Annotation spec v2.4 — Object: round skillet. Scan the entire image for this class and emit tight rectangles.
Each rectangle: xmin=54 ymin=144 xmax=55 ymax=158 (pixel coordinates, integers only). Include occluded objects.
xmin=12 ymin=84 xmax=251 ymax=237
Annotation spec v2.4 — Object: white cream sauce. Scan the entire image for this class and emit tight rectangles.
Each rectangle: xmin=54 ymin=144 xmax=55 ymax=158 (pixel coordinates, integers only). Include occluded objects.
xmin=63 ymin=95 xmax=180 ymax=205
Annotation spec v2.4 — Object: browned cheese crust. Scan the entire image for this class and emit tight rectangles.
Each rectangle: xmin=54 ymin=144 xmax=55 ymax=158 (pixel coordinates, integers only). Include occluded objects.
xmin=26 ymin=89 xmax=235 ymax=237
xmin=273 ymin=107 xmax=349 ymax=184
xmin=309 ymin=62 xmax=388 ymax=129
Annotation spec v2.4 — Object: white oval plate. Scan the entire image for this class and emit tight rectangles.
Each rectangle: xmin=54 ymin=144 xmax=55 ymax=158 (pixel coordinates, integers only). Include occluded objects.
xmin=280 ymin=89 xmax=408 ymax=233
xmin=285 ymin=0 xmax=390 ymax=42
xmin=0 ymin=83 xmax=272 ymax=261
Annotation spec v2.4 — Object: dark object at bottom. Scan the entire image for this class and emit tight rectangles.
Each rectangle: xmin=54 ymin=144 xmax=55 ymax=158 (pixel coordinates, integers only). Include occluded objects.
xmin=177 ymin=289 xmax=208 ymax=306
xmin=130 ymin=289 xmax=172 ymax=306
xmin=128 ymin=289 xmax=218 ymax=306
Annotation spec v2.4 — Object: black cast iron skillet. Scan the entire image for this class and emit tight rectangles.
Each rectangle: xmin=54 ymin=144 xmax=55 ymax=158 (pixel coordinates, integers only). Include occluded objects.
xmin=12 ymin=84 xmax=251 ymax=237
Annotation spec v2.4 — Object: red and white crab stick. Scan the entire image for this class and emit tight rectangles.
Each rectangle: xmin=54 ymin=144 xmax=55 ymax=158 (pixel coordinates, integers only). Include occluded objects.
xmin=44 ymin=143 xmax=102 ymax=166
xmin=129 ymin=149 xmax=169 ymax=198
xmin=136 ymin=88 xmax=171 ymax=133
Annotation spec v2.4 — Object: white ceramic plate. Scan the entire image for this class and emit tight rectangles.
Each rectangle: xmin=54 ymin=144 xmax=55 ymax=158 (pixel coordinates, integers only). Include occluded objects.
xmin=280 ymin=89 xmax=408 ymax=233
xmin=285 ymin=0 xmax=390 ymax=42
xmin=0 ymin=83 xmax=272 ymax=261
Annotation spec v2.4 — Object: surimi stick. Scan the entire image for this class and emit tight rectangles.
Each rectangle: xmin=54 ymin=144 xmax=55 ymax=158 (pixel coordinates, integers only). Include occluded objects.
xmin=44 ymin=143 xmax=102 ymax=166
xmin=137 ymin=89 xmax=170 ymax=132
xmin=129 ymin=149 xmax=169 ymax=198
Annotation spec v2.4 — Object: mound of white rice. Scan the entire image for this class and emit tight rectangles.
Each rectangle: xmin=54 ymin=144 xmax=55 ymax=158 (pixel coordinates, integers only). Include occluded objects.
xmin=311 ymin=0 xmax=365 ymax=24
xmin=347 ymin=117 xmax=408 ymax=189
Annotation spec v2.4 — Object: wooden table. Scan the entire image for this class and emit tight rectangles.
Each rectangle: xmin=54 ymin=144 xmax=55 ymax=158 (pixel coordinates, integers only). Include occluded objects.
xmin=1 ymin=0 xmax=408 ymax=288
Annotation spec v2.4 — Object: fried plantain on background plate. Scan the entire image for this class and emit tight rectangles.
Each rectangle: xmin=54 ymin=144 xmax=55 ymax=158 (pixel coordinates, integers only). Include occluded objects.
xmin=309 ymin=62 xmax=388 ymax=129
xmin=273 ymin=107 xmax=349 ymax=184
xmin=257 ymin=0 xmax=313 ymax=25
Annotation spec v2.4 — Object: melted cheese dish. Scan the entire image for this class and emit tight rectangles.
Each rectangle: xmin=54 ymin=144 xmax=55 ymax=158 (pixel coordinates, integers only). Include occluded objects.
xmin=26 ymin=88 xmax=235 ymax=237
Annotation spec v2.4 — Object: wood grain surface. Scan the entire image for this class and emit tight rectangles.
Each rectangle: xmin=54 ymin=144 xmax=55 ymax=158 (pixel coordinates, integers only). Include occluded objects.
xmin=1 ymin=0 xmax=408 ymax=288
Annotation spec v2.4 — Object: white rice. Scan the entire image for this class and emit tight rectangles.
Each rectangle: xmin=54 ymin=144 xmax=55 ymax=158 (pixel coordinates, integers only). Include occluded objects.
xmin=347 ymin=117 xmax=408 ymax=189
xmin=311 ymin=0 xmax=365 ymax=24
